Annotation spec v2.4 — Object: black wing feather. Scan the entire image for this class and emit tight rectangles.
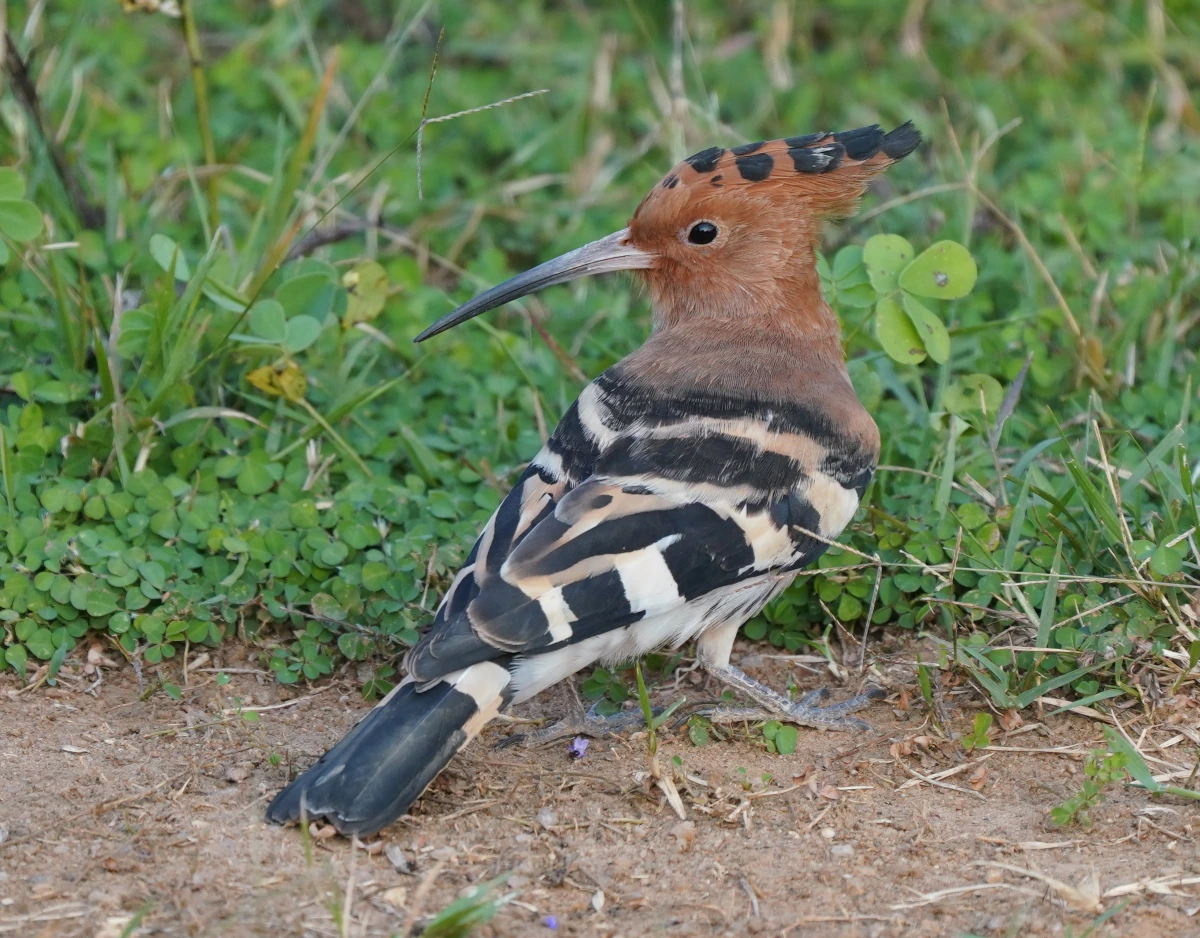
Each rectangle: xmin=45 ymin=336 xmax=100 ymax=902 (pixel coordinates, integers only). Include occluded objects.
xmin=405 ymin=366 xmax=874 ymax=682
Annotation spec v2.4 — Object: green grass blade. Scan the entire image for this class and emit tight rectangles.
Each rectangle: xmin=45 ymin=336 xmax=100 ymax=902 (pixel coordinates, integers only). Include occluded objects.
xmin=960 ymin=644 xmax=1009 ymax=685
xmin=1014 ymin=660 xmax=1112 ymax=709
xmin=1002 ymin=473 xmax=1033 ymax=573
xmin=934 ymin=415 xmax=962 ymax=517
xmin=1120 ymin=424 xmax=1185 ymax=503
xmin=1044 ymin=688 xmax=1123 ymax=716
xmin=0 ymin=426 xmax=14 ymax=524
xmin=1008 ymin=436 xmax=1060 ymax=482
xmin=1036 ymin=536 xmax=1062 ymax=649
xmin=1057 ymin=440 xmax=1123 ymax=542
xmin=634 ymin=659 xmax=656 ymax=756
xmin=1102 ymin=727 xmax=1160 ymax=792
xmin=421 ymin=873 xmax=509 ymax=937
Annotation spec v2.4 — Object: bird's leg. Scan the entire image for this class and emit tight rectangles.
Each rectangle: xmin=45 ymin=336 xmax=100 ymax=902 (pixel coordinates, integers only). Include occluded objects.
xmin=699 ymin=662 xmax=884 ymax=732
xmin=497 ymin=700 xmax=653 ymax=749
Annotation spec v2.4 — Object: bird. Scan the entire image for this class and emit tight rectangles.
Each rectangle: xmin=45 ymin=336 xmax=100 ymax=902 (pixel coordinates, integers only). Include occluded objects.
xmin=267 ymin=121 xmax=921 ymax=837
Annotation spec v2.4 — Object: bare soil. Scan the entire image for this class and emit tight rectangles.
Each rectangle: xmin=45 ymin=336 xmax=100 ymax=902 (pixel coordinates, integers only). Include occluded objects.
xmin=2 ymin=638 xmax=1198 ymax=938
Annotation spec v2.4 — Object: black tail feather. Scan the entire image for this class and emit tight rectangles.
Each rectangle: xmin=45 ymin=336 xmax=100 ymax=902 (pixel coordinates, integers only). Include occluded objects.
xmin=266 ymin=680 xmax=479 ymax=837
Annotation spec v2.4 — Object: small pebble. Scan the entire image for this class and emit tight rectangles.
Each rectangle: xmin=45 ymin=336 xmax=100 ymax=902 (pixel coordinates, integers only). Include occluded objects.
xmin=831 ymin=843 xmax=854 ymax=858
xmin=536 ymin=807 xmax=557 ymax=829
xmin=381 ymin=886 xmax=407 ymax=908
xmin=819 ymin=827 xmax=837 ymax=840
xmin=671 ymin=821 xmax=697 ymax=852
xmin=384 ymin=843 xmax=410 ymax=874
xmin=225 ymin=764 xmax=249 ymax=783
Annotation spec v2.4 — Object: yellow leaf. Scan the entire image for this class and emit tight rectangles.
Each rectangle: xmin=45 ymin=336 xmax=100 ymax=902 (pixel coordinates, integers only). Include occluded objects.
xmin=276 ymin=363 xmax=307 ymax=402
xmin=342 ymin=261 xmax=389 ymax=328
xmin=1081 ymin=335 xmax=1105 ymax=379
xmin=246 ymin=365 xmax=281 ymax=396
xmin=246 ymin=362 xmax=306 ymax=402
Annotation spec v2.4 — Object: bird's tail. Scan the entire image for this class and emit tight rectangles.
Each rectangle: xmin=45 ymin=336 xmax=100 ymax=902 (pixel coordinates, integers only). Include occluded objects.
xmin=266 ymin=661 xmax=512 ymax=837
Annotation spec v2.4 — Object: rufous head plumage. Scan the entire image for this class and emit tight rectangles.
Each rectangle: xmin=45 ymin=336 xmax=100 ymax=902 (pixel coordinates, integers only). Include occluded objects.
xmin=415 ymin=122 xmax=921 ymax=344
xmin=625 ymin=123 xmax=921 ymax=337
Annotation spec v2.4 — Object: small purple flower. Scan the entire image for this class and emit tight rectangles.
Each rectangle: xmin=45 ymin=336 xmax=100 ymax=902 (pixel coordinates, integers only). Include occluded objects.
xmin=567 ymin=736 xmax=589 ymax=760
xmin=544 ymin=915 xmax=559 ymax=929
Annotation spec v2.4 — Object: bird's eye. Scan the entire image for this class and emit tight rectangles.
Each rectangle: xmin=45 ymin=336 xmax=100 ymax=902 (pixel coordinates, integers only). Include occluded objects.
xmin=687 ymin=222 xmax=718 ymax=245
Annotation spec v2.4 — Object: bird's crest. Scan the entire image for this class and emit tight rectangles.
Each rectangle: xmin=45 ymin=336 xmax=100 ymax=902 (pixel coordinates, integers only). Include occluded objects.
xmin=413 ymin=121 xmax=921 ymax=343
xmin=646 ymin=122 xmax=921 ymax=218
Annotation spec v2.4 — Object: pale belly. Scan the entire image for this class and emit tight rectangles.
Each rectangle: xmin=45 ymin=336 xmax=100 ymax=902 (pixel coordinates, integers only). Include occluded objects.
xmin=507 ymin=572 xmax=794 ymax=705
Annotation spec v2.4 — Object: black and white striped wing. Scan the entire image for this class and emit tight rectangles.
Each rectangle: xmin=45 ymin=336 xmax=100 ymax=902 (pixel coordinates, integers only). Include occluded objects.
xmin=405 ymin=368 xmax=874 ymax=683
xmin=407 ymin=476 xmax=824 ymax=682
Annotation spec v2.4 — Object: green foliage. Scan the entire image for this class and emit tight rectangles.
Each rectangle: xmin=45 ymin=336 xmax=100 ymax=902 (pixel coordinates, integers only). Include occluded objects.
xmin=634 ymin=659 xmax=658 ymax=757
xmin=1101 ymin=726 xmax=1200 ymax=802
xmin=0 ymin=1 xmax=1197 ymax=714
xmin=854 ymin=234 xmax=975 ymax=365
xmin=1050 ymin=749 xmax=1129 ymax=827
xmin=761 ymin=720 xmax=799 ymax=756
xmin=0 ymin=167 xmax=44 ymax=259
xmin=960 ymin=713 xmax=992 ymax=752
xmin=914 ymin=652 xmax=942 ymax=733
xmin=579 ymin=666 xmax=629 ymax=717
xmin=1050 ymin=727 xmax=1200 ymax=828
xmin=581 ymin=654 xmax=679 ymax=717
xmin=633 ymin=659 xmax=687 ymax=758
xmin=420 ymin=874 xmax=509 ymax=938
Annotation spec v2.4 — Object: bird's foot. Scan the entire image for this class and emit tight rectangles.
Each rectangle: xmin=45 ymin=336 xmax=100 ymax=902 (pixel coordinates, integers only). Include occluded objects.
xmin=699 ymin=662 xmax=886 ymax=732
xmin=700 ymin=686 xmax=886 ymax=732
xmin=496 ymin=701 xmax=653 ymax=749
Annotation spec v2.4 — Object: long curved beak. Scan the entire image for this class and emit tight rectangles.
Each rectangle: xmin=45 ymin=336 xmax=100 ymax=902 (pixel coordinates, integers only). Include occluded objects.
xmin=414 ymin=228 xmax=652 ymax=343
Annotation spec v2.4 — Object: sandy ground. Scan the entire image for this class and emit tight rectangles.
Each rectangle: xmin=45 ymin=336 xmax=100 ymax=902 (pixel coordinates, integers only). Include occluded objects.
xmin=2 ymin=638 xmax=1198 ymax=938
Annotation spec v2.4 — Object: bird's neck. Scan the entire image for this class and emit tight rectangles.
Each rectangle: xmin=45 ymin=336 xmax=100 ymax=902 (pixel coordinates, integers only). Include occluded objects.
xmin=764 ymin=265 xmax=845 ymax=358
xmin=646 ymin=251 xmax=845 ymax=363
xmin=626 ymin=313 xmax=856 ymax=405
xmin=649 ymin=299 xmax=847 ymax=366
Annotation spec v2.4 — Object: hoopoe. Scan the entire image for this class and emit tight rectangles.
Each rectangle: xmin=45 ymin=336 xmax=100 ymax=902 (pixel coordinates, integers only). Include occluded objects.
xmin=267 ymin=122 xmax=921 ymax=836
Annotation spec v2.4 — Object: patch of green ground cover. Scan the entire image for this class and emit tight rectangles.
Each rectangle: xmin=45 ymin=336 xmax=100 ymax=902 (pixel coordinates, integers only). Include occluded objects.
xmin=0 ymin=2 xmax=1197 ymax=718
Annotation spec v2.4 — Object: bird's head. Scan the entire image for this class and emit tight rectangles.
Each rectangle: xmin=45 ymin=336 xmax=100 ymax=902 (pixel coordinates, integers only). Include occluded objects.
xmin=415 ymin=123 xmax=921 ymax=344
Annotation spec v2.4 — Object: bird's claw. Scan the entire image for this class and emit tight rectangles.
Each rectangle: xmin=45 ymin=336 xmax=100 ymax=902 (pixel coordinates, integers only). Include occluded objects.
xmin=695 ymin=685 xmax=886 ymax=733
xmin=497 ymin=702 xmax=656 ymax=749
